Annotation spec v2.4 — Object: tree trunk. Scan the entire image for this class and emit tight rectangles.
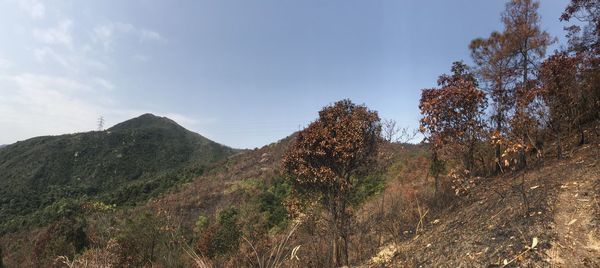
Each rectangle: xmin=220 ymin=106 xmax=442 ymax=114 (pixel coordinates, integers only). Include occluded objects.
xmin=330 ymin=198 xmax=340 ymax=267
xmin=332 ymin=236 xmax=338 ymax=267
xmin=520 ymin=49 xmax=529 ymax=170
xmin=578 ymin=124 xmax=585 ymax=145
xmin=432 ymin=150 xmax=440 ymax=195
xmin=495 ymin=143 xmax=502 ymax=173
xmin=341 ymin=200 xmax=349 ymax=266
xmin=512 ymin=33 xmax=531 ymax=171
xmin=557 ymin=135 xmax=562 ymax=160
xmin=519 ymin=143 xmax=527 ymax=170
xmin=378 ymin=190 xmax=385 ymax=247
xmin=495 ymin=117 xmax=502 ymax=174
xmin=467 ymin=139 xmax=475 ymax=173
xmin=556 ymin=125 xmax=562 ymax=160
xmin=150 ymin=235 xmax=156 ymax=263
xmin=434 ymin=174 xmax=439 ymax=196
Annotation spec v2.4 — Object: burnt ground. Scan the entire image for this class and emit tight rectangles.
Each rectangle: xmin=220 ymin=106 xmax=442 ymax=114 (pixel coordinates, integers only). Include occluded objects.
xmin=368 ymin=141 xmax=600 ymax=267
xmin=547 ymin=154 xmax=600 ymax=266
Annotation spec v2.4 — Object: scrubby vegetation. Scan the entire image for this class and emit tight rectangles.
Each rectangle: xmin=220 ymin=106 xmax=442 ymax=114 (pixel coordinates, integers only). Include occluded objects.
xmin=0 ymin=0 xmax=599 ymax=267
xmin=0 ymin=113 xmax=236 ymax=233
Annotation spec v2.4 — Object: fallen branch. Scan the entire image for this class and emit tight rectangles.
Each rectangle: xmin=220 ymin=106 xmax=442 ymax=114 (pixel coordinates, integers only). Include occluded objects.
xmin=501 ymin=237 xmax=539 ymax=267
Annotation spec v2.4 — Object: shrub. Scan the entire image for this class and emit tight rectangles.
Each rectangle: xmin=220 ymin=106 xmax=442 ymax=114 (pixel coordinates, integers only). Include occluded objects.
xmin=114 ymin=212 xmax=166 ymax=267
xmin=196 ymin=207 xmax=241 ymax=258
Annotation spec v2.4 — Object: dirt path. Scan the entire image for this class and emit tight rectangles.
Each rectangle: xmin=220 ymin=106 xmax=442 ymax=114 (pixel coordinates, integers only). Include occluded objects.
xmin=547 ymin=160 xmax=600 ymax=267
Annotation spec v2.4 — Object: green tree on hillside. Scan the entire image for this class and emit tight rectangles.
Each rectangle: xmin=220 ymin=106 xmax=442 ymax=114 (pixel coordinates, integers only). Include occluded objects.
xmin=115 ymin=213 xmax=166 ymax=267
xmin=195 ymin=207 xmax=242 ymax=258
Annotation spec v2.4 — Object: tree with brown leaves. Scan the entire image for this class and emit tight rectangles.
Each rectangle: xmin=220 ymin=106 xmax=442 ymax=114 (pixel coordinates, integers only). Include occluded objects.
xmin=503 ymin=0 xmax=553 ymax=169
xmin=561 ymin=0 xmax=600 ymax=132
xmin=538 ymin=52 xmax=580 ymax=159
xmin=502 ymin=0 xmax=552 ymax=95
xmin=282 ymin=99 xmax=381 ymax=267
xmin=419 ymin=62 xmax=487 ymax=191
xmin=561 ymin=0 xmax=600 ymax=54
xmin=470 ymin=31 xmax=516 ymax=173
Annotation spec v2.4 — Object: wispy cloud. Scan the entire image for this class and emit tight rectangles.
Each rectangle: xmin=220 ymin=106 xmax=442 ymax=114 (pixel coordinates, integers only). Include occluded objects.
xmin=33 ymin=19 xmax=73 ymax=48
xmin=93 ymin=22 xmax=165 ymax=51
xmin=140 ymin=29 xmax=165 ymax=43
xmin=132 ymin=54 xmax=149 ymax=62
xmin=92 ymin=77 xmax=115 ymax=91
xmin=92 ymin=25 xmax=114 ymax=50
xmin=0 ymin=2 xmax=188 ymax=145
xmin=13 ymin=73 xmax=93 ymax=93
xmin=0 ymin=74 xmax=103 ymax=141
xmin=0 ymin=57 xmax=10 ymax=70
xmin=92 ymin=22 xmax=136 ymax=50
xmin=17 ymin=0 xmax=45 ymax=20
xmin=0 ymin=73 xmax=202 ymax=143
xmin=32 ymin=46 xmax=108 ymax=75
xmin=33 ymin=46 xmax=71 ymax=69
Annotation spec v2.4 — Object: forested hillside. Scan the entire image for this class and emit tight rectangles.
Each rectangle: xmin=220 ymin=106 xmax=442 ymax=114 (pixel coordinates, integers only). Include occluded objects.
xmin=0 ymin=113 xmax=236 ymax=233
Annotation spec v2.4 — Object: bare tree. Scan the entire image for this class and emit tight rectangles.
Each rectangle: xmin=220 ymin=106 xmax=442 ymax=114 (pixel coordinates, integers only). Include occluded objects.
xmin=381 ymin=119 xmax=399 ymax=142
xmin=381 ymin=118 xmax=418 ymax=144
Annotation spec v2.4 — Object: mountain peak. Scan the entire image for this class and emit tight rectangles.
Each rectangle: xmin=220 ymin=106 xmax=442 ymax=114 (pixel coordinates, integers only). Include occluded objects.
xmin=108 ymin=113 xmax=184 ymax=132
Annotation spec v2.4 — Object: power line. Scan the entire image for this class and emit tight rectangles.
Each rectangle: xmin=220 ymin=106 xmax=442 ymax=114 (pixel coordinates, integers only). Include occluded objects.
xmin=97 ymin=116 xmax=105 ymax=131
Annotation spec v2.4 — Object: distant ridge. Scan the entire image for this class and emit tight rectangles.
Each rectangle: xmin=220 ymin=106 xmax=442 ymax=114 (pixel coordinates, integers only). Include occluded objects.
xmin=0 ymin=113 xmax=237 ymax=233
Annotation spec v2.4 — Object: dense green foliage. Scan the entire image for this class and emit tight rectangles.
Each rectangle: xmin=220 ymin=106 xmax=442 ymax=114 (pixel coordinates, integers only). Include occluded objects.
xmin=351 ymin=173 xmax=386 ymax=206
xmin=115 ymin=213 xmax=168 ymax=267
xmin=197 ymin=207 xmax=242 ymax=258
xmin=0 ymin=114 xmax=236 ymax=233
xmin=256 ymin=177 xmax=291 ymax=231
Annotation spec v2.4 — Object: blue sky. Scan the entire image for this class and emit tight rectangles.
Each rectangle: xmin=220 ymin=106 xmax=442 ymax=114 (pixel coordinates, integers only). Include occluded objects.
xmin=0 ymin=0 xmax=572 ymax=148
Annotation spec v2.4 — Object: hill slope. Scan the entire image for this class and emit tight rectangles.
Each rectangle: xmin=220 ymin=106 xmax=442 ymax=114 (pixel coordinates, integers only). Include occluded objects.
xmin=370 ymin=140 xmax=600 ymax=267
xmin=1 ymin=122 xmax=596 ymax=267
xmin=0 ymin=113 xmax=237 ymax=233
xmin=0 ymin=132 xmax=298 ymax=267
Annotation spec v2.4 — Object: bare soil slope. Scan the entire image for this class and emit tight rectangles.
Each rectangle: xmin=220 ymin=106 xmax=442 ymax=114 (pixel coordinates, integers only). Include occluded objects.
xmin=547 ymin=157 xmax=600 ymax=266
xmin=373 ymin=142 xmax=599 ymax=267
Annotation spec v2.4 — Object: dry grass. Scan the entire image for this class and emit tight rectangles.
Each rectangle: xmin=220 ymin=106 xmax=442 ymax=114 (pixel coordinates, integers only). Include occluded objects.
xmin=378 ymin=126 xmax=600 ymax=267
xmin=242 ymin=222 xmax=301 ymax=268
